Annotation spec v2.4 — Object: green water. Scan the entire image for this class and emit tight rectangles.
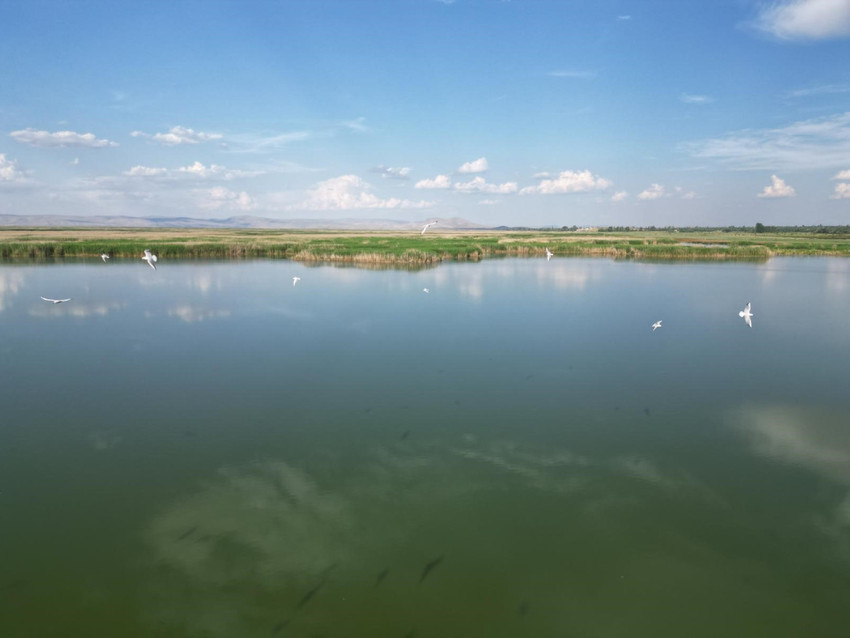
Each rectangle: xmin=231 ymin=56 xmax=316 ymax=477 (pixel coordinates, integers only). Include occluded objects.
xmin=1 ymin=257 xmax=849 ymax=637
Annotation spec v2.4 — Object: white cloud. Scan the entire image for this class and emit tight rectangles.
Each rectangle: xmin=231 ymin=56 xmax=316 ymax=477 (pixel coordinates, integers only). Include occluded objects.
xmin=125 ymin=165 xmax=169 ymax=177
xmin=414 ymin=174 xmax=452 ymax=189
xmin=755 ymin=0 xmax=850 ymax=40
xmin=10 ymin=128 xmax=117 ymax=148
xmin=298 ymin=175 xmax=433 ymax=210
xmin=373 ymin=165 xmax=411 ymax=180
xmin=687 ymin=111 xmax=850 ymax=170
xmin=680 ymin=93 xmax=714 ymax=104
xmin=758 ymin=174 xmax=796 ymax=198
xmin=638 ymin=184 xmax=666 ymax=200
xmin=454 ymin=176 xmax=518 ymax=194
xmin=832 ymin=182 xmax=850 ymax=199
xmin=0 ymin=154 xmax=27 ymax=182
xmin=132 ymin=125 xmax=222 ymax=146
xmin=611 ymin=190 xmax=628 ymax=202
xmin=617 ymin=15 xmax=632 ymax=21
xmin=834 ymin=169 xmax=850 ymax=180
xmin=201 ymin=186 xmax=256 ymax=211
xmin=521 ymin=170 xmax=612 ymax=195
xmin=458 ymin=157 xmax=488 ymax=173
xmin=70 ymin=157 xmax=80 ymax=166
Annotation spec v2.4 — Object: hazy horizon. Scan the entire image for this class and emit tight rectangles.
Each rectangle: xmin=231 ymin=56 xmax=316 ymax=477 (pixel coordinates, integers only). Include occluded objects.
xmin=2 ymin=1 xmax=850 ymax=227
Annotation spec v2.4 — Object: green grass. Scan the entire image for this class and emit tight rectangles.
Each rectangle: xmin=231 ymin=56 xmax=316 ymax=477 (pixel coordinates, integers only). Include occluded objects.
xmin=2 ymin=228 xmax=849 ymax=264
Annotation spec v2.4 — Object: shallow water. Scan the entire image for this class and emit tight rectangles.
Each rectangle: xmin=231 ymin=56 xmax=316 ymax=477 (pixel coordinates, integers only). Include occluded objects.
xmin=1 ymin=257 xmax=849 ymax=638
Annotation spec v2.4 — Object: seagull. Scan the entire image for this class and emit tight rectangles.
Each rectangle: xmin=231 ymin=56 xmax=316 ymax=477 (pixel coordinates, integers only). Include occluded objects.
xmin=423 ymin=288 xmax=430 ymax=294
xmin=101 ymin=253 xmax=110 ymax=262
xmin=142 ymin=249 xmax=158 ymax=270
xmin=739 ymin=302 xmax=753 ymax=328
xmin=652 ymin=320 xmax=662 ymax=331
xmin=421 ymin=221 xmax=437 ymax=235
xmin=41 ymin=296 xmax=71 ymax=304
xmin=293 ymin=276 xmax=301 ymax=287
xmin=545 ymin=247 xmax=553 ymax=261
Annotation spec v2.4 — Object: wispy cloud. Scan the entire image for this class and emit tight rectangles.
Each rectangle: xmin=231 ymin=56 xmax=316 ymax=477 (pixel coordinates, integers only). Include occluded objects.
xmin=757 ymin=174 xmax=796 ymax=198
xmin=454 ymin=176 xmax=518 ymax=194
xmin=686 ymin=111 xmax=850 ymax=170
xmin=131 ymin=125 xmax=222 ymax=146
xmin=123 ymin=161 xmax=260 ymax=181
xmin=520 ymin=170 xmax=612 ymax=195
xmin=11 ymin=128 xmax=118 ymax=148
xmin=834 ymin=169 xmax=850 ymax=180
xmin=458 ymin=157 xmax=488 ymax=173
xmin=680 ymin=93 xmax=714 ymax=104
xmin=296 ymin=175 xmax=433 ymax=210
xmin=787 ymin=83 xmax=850 ymax=98
xmin=546 ymin=70 xmax=596 ymax=79
xmin=611 ymin=190 xmax=628 ymax=202
xmin=753 ymin=0 xmax=850 ymax=40
xmin=617 ymin=15 xmax=632 ymax=21
xmin=372 ymin=165 xmax=411 ymax=180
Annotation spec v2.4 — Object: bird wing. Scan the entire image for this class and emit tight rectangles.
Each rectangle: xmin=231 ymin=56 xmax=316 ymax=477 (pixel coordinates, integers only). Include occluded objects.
xmin=744 ymin=315 xmax=752 ymax=328
xmin=40 ymin=296 xmax=54 ymax=302
xmin=151 ymin=254 xmax=157 ymax=262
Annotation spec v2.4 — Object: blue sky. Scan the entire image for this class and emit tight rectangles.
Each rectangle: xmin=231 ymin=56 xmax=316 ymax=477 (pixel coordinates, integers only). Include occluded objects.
xmin=1 ymin=0 xmax=849 ymax=226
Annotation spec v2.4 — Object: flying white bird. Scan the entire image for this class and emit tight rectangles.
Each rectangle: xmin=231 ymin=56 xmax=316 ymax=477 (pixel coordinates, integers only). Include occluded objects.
xmin=652 ymin=320 xmax=662 ymax=331
xmin=545 ymin=247 xmax=553 ymax=261
xmin=421 ymin=221 xmax=437 ymax=235
xmin=41 ymin=297 xmax=71 ymax=304
xmin=739 ymin=302 xmax=753 ymax=328
xmin=101 ymin=253 xmax=110 ymax=262
xmin=142 ymin=249 xmax=157 ymax=270
xmin=423 ymin=288 xmax=430 ymax=294
xmin=293 ymin=276 xmax=301 ymax=286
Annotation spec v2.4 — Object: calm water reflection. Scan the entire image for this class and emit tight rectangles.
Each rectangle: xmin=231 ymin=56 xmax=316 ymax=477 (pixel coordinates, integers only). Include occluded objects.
xmin=1 ymin=257 xmax=849 ymax=637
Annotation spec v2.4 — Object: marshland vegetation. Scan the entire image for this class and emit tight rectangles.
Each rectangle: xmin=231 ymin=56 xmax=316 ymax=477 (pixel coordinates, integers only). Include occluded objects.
xmin=2 ymin=227 xmax=849 ymax=264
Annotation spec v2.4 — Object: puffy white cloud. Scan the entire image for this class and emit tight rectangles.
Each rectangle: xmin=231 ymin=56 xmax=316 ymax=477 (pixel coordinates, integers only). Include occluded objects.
xmin=638 ymin=184 xmax=666 ymax=200
xmin=454 ymin=176 xmax=518 ymax=194
xmin=611 ymin=190 xmax=628 ymax=202
xmin=520 ymin=170 xmax=612 ymax=195
xmin=124 ymin=165 xmax=168 ymax=177
xmin=0 ymin=154 xmax=27 ymax=182
xmin=687 ymin=112 xmax=850 ymax=170
xmin=755 ymin=0 xmax=850 ymax=40
xmin=414 ymin=174 xmax=452 ymax=189
xmin=680 ymin=93 xmax=714 ymax=104
xmin=832 ymin=182 xmax=850 ymax=199
xmin=298 ymin=175 xmax=433 ymax=210
xmin=458 ymin=157 xmax=488 ymax=173
xmin=757 ymin=174 xmax=796 ymax=198
xmin=10 ymin=128 xmax=117 ymax=148
xmin=132 ymin=125 xmax=222 ymax=146
xmin=834 ymin=169 xmax=850 ymax=180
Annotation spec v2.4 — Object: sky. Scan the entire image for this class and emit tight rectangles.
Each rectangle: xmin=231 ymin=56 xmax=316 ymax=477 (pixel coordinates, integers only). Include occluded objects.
xmin=1 ymin=0 xmax=850 ymax=227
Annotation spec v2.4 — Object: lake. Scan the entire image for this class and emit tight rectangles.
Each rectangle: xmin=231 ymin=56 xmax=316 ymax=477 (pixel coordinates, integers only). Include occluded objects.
xmin=1 ymin=256 xmax=849 ymax=638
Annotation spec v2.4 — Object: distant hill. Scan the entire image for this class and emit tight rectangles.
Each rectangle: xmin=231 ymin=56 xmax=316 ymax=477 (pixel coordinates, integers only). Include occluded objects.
xmin=0 ymin=214 xmax=489 ymax=231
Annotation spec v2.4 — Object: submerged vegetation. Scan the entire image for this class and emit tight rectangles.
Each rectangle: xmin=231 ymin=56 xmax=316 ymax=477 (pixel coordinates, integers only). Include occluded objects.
xmin=2 ymin=227 xmax=850 ymax=265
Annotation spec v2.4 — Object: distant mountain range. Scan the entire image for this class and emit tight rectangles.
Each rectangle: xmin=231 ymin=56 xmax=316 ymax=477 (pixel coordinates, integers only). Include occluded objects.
xmin=0 ymin=214 xmax=489 ymax=231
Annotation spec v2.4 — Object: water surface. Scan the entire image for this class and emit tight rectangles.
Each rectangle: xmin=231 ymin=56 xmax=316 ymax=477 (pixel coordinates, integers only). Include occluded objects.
xmin=1 ymin=257 xmax=849 ymax=637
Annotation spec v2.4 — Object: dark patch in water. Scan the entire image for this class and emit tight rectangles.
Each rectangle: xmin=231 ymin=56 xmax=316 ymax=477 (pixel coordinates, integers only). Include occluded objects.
xmin=272 ymin=619 xmax=290 ymax=634
xmin=400 ymin=430 xmax=410 ymax=441
xmin=518 ymin=601 xmax=530 ymax=616
xmin=375 ymin=568 xmax=389 ymax=587
xmin=643 ymin=407 xmax=651 ymax=417
xmin=0 ymin=579 xmax=26 ymax=592
xmin=177 ymin=526 xmax=198 ymax=541
xmin=419 ymin=555 xmax=444 ymax=584
xmin=297 ymin=580 xmax=325 ymax=609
